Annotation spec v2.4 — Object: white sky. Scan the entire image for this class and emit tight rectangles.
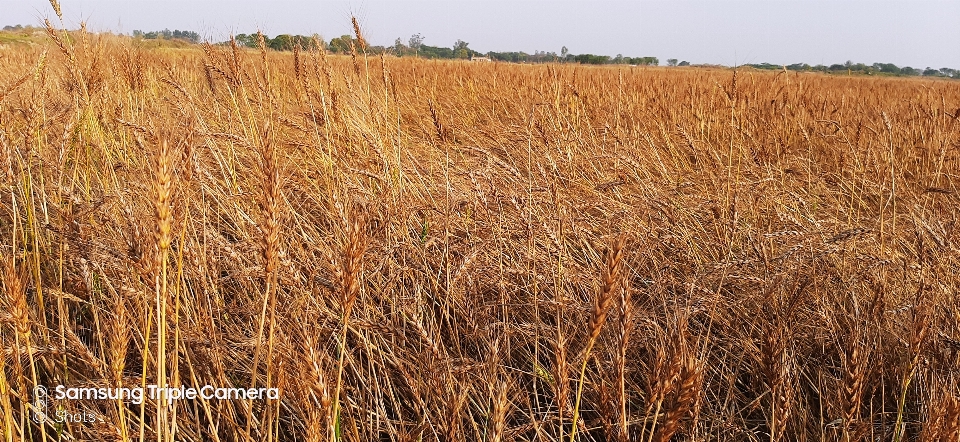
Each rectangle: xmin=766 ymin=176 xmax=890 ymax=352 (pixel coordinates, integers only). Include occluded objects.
xmin=2 ymin=0 xmax=958 ymax=69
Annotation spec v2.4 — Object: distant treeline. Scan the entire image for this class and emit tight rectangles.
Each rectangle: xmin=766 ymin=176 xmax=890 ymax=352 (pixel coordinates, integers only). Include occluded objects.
xmin=748 ymin=62 xmax=959 ymax=79
xmin=228 ymin=32 xmax=661 ymax=65
xmin=2 ymin=24 xmax=38 ymax=32
xmin=391 ymin=35 xmax=661 ymax=65
xmin=4 ymin=24 xmax=957 ymax=76
xmin=234 ymin=33 xmax=321 ymax=52
xmin=133 ymin=29 xmax=201 ymax=43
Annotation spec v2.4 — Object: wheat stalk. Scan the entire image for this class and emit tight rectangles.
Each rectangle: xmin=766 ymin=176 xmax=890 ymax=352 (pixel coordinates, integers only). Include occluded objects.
xmin=153 ymin=138 xmax=174 ymax=442
xmin=490 ymin=381 xmax=509 ymax=442
xmin=894 ymin=304 xmax=931 ymax=442
xmin=763 ymin=322 xmax=792 ymax=441
xmin=617 ymin=277 xmax=633 ymax=442
xmin=3 ymin=256 xmax=45 ymax=441
xmin=642 ymin=332 xmax=683 ymax=442
xmin=351 ymin=17 xmax=367 ymax=52
xmin=48 ymin=0 xmax=62 ymax=21
xmin=109 ymin=291 xmax=131 ymax=442
xmin=841 ymin=336 xmax=869 ymax=440
xmin=653 ymin=353 xmax=702 ymax=442
xmin=569 ymin=238 xmax=624 ymax=442
xmin=330 ymin=208 xmax=367 ymax=440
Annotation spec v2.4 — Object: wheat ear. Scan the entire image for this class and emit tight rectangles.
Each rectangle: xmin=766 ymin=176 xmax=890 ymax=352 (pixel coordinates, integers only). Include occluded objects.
xmin=653 ymin=354 xmax=702 ymax=442
xmin=153 ymin=138 xmax=174 ymax=442
xmin=569 ymin=238 xmax=624 ymax=442
xmin=331 ymin=209 xmax=367 ymax=440
xmin=247 ymin=122 xmax=281 ymax=441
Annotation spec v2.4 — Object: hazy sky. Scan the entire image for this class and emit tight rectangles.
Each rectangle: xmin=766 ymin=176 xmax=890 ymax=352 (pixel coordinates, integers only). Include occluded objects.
xmin=3 ymin=1 xmax=958 ymax=68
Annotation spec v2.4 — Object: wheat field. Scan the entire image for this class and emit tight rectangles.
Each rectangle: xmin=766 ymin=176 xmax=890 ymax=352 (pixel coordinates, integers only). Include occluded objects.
xmin=1 ymin=21 xmax=959 ymax=442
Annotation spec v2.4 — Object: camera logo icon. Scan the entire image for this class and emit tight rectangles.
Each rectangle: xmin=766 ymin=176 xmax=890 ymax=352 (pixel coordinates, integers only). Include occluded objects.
xmin=32 ymin=385 xmax=48 ymax=424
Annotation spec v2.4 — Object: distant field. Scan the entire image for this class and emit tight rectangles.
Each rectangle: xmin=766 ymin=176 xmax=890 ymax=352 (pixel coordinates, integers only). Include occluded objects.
xmin=0 ymin=30 xmax=44 ymax=46
xmin=1 ymin=25 xmax=959 ymax=442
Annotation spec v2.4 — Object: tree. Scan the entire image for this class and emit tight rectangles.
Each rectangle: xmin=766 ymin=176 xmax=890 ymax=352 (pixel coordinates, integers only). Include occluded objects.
xmin=268 ymin=34 xmax=296 ymax=51
xmin=408 ymin=33 xmax=424 ymax=51
xmin=453 ymin=39 xmax=470 ymax=59
xmin=873 ymin=62 xmax=899 ymax=74
xmin=678 ymin=61 xmax=690 ymax=66
xmin=667 ymin=58 xmax=678 ymax=67
xmin=561 ymin=46 xmax=568 ymax=57
xmin=574 ymin=54 xmax=610 ymax=65
xmin=171 ymin=30 xmax=200 ymax=43
xmin=134 ymin=28 xmax=200 ymax=43
xmin=328 ymin=35 xmax=354 ymax=53
xmin=235 ymin=33 xmax=257 ymax=48
xmin=635 ymin=57 xmax=658 ymax=66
